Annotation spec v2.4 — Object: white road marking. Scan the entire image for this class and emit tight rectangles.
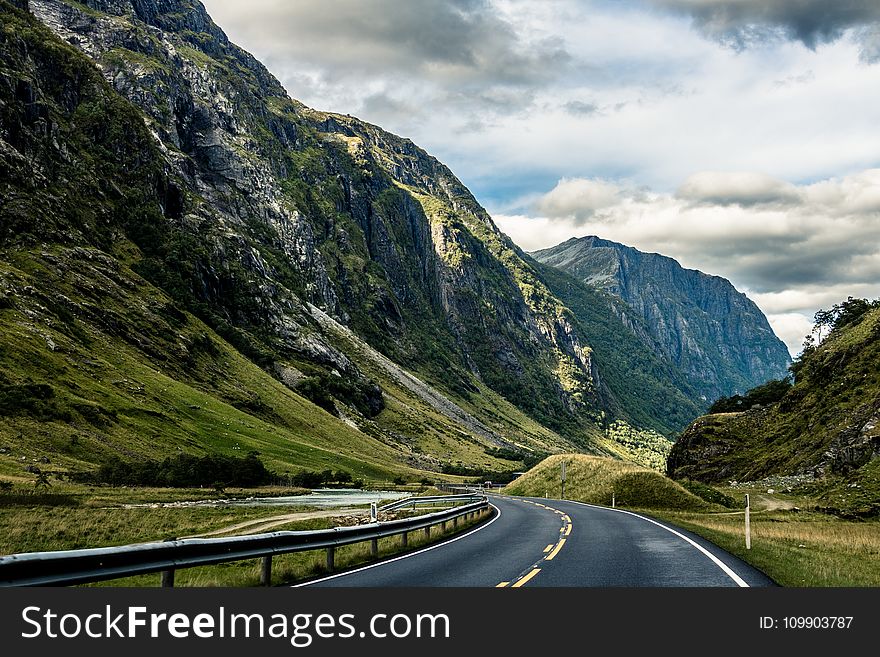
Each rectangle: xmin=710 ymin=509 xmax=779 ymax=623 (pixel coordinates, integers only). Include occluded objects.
xmin=562 ymin=500 xmax=750 ymax=587
xmin=293 ymin=504 xmax=502 ymax=587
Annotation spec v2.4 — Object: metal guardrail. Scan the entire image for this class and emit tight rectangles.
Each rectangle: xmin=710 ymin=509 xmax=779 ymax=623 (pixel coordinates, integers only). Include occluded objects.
xmin=0 ymin=498 xmax=491 ymax=587
xmin=379 ymin=493 xmax=483 ymax=512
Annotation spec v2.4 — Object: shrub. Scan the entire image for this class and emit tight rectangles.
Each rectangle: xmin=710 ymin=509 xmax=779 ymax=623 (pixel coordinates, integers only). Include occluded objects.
xmin=71 ymin=452 xmax=274 ymax=488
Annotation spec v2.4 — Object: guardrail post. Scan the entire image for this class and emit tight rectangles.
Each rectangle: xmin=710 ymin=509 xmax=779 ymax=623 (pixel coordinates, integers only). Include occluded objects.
xmin=453 ymin=516 xmax=458 ymax=529
xmin=424 ymin=526 xmax=430 ymax=538
xmin=441 ymin=521 xmax=447 ymax=532
xmin=327 ymin=547 xmax=335 ymax=572
xmin=260 ymin=555 xmax=272 ymax=586
xmin=160 ymin=537 xmax=175 ymax=587
xmin=401 ymin=532 xmax=408 ymax=548
xmin=371 ymin=538 xmax=378 ymax=559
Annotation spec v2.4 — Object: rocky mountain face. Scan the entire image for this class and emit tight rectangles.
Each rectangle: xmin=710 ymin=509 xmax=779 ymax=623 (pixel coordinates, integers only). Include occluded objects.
xmin=528 ymin=260 xmax=702 ymax=434
xmin=532 ymin=236 xmax=791 ymax=402
xmin=2 ymin=0 xmax=623 ymax=481
xmin=667 ymin=305 xmax=880 ymax=516
xmin=28 ymin=0 xmax=607 ymax=436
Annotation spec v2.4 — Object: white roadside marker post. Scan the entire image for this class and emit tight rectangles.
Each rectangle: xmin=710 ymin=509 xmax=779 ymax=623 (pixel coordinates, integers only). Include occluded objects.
xmin=745 ymin=493 xmax=751 ymax=550
xmin=561 ymin=460 xmax=566 ymax=500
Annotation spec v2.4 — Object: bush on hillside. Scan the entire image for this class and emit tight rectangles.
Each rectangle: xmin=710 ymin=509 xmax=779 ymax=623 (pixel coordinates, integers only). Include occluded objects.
xmin=709 ymin=378 xmax=792 ymax=414
xmin=612 ymin=472 xmax=709 ymax=511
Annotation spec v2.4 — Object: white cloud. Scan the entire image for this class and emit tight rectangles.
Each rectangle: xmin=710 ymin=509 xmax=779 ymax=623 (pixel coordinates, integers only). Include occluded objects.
xmin=676 ymin=171 xmax=800 ymax=206
xmin=496 ymin=169 xmax=880 ymax=355
xmin=534 ymin=178 xmax=622 ymax=223
xmin=764 ymin=313 xmax=815 ymax=356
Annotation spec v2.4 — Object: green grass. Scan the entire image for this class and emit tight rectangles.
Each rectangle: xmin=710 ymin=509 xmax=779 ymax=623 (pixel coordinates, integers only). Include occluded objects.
xmin=0 ymin=498 xmax=496 ymax=587
xmin=0 ymin=503 xmax=308 ymax=554
xmin=0 ymin=247 xmax=444 ymax=481
xmin=669 ymin=307 xmax=880 ymax=504
xmin=0 ymin=480 xmax=493 ymax=587
xmin=649 ymin=508 xmax=880 ymax=586
xmin=90 ymin=508 xmax=492 ymax=587
xmin=504 ymin=454 xmax=710 ymax=511
xmin=59 ymin=0 xmax=106 ymax=18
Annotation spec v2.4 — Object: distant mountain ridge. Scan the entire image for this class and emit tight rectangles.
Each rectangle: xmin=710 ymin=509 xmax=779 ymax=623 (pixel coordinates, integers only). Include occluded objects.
xmin=532 ymin=236 xmax=791 ymax=402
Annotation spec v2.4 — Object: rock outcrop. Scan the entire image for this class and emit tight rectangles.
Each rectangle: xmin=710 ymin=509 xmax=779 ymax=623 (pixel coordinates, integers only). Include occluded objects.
xmin=533 ymin=236 xmax=791 ymax=402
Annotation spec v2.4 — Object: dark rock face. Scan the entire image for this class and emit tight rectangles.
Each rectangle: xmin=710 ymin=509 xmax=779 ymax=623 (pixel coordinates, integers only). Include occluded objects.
xmin=17 ymin=0 xmax=607 ymax=439
xmin=533 ymin=236 xmax=791 ymax=402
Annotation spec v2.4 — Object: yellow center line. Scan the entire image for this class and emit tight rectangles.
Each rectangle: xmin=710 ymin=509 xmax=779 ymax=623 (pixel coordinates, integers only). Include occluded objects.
xmin=543 ymin=544 xmax=553 ymax=553
xmin=545 ymin=538 xmax=567 ymax=561
xmin=496 ymin=581 xmax=510 ymax=588
xmin=564 ymin=524 xmax=572 ymax=536
xmin=511 ymin=568 xmax=541 ymax=588
xmin=561 ymin=515 xmax=571 ymax=522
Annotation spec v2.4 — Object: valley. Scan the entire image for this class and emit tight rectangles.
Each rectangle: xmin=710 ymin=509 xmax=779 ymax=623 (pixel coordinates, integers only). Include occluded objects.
xmin=0 ymin=0 xmax=877 ymax=588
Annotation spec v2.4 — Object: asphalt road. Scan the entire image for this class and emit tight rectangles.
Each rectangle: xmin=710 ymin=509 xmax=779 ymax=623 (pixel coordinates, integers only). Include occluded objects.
xmin=299 ymin=495 xmax=775 ymax=587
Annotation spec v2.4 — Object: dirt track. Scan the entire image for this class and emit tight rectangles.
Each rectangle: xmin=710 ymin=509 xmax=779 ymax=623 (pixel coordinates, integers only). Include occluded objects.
xmin=182 ymin=508 xmax=364 ymax=538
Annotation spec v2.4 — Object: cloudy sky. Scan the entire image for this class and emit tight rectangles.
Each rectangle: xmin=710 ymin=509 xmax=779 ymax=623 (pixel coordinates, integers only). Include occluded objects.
xmin=201 ymin=0 xmax=880 ymax=355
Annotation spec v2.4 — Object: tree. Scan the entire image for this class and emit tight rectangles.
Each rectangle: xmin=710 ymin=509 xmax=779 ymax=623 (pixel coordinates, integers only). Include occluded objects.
xmin=333 ymin=470 xmax=353 ymax=484
xmin=791 ymin=296 xmax=879 ymax=380
xmin=812 ymin=297 xmax=878 ymax=341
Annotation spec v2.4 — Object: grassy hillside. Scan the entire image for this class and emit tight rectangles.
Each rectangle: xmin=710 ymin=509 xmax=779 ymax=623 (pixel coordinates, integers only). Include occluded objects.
xmin=668 ymin=303 xmax=880 ymax=516
xmin=0 ymin=247 xmax=433 ymax=481
xmin=504 ymin=454 xmax=710 ymax=511
xmin=0 ymin=0 xmax=566 ymax=480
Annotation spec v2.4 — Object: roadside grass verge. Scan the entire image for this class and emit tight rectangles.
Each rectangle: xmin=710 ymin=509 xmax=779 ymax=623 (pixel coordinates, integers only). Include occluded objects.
xmin=504 ymin=454 xmax=880 ymax=586
xmin=0 ymin=504 xmax=318 ymax=554
xmin=0 ymin=486 xmax=492 ymax=587
xmin=646 ymin=509 xmax=880 ymax=587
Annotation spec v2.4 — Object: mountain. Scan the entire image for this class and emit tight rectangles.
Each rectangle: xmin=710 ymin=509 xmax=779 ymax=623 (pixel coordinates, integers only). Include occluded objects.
xmin=667 ymin=301 xmax=880 ymax=516
xmin=526 ymin=260 xmax=703 ymax=434
xmin=0 ymin=0 xmax=780 ymax=482
xmin=532 ymin=236 xmax=791 ymax=403
xmin=1 ymin=0 xmax=593 ymax=480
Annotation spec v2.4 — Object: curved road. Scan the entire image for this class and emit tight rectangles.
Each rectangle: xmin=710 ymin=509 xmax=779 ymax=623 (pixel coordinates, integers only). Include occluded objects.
xmin=299 ymin=495 xmax=774 ymax=587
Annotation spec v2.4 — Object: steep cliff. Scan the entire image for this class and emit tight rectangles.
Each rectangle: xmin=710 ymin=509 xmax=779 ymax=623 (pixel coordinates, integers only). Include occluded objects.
xmin=29 ymin=0 xmax=608 ymax=438
xmin=532 ymin=236 xmax=791 ymax=402
xmin=3 ymin=0 xmax=621 ymax=482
